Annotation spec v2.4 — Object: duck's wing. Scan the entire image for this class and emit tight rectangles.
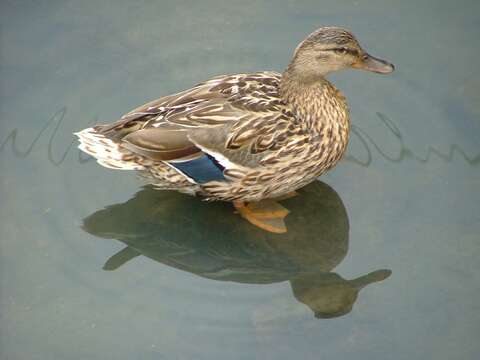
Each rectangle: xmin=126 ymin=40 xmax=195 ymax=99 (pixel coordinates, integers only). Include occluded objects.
xmin=95 ymin=72 xmax=306 ymax=174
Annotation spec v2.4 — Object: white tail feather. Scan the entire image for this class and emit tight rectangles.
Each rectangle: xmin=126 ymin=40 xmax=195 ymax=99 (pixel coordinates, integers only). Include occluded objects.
xmin=75 ymin=127 xmax=145 ymax=170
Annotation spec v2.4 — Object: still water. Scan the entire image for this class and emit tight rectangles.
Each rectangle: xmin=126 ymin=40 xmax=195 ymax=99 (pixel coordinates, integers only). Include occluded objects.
xmin=1 ymin=0 xmax=479 ymax=359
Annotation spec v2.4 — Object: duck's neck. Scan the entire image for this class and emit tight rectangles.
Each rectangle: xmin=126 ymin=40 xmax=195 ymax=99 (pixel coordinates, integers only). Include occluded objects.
xmin=279 ymin=69 xmax=349 ymax=134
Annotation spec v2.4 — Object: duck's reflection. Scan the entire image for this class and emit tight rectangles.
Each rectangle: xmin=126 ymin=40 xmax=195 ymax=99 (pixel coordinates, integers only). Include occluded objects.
xmin=82 ymin=181 xmax=391 ymax=319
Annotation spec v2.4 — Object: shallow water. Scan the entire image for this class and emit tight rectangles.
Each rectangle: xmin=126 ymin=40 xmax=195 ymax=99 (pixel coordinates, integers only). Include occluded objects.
xmin=1 ymin=0 xmax=479 ymax=359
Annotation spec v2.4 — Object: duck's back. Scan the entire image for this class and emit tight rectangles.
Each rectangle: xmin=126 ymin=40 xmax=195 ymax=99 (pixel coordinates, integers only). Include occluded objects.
xmin=76 ymin=72 xmax=298 ymax=197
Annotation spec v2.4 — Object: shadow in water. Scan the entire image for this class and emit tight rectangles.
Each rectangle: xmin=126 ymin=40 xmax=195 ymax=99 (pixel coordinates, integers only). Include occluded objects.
xmin=82 ymin=181 xmax=391 ymax=319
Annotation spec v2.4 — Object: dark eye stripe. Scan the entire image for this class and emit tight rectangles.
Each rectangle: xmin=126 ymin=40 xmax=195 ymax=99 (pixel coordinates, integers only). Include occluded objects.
xmin=330 ymin=48 xmax=358 ymax=56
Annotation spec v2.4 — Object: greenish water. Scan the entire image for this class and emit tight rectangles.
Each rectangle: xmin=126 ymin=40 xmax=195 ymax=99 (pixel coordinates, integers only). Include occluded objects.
xmin=1 ymin=0 xmax=479 ymax=359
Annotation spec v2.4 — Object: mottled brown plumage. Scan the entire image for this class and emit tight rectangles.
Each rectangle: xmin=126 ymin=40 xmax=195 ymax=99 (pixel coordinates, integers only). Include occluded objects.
xmin=76 ymin=26 xmax=393 ymax=230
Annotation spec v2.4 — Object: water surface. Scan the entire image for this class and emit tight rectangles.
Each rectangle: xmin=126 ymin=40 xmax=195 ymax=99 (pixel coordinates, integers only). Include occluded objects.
xmin=1 ymin=1 xmax=479 ymax=359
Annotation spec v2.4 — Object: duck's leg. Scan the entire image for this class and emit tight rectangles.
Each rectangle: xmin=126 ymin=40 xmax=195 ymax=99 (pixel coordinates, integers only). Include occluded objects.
xmin=233 ymin=199 xmax=290 ymax=234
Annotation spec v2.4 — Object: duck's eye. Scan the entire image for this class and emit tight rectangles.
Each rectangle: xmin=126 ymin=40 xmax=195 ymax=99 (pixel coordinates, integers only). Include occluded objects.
xmin=332 ymin=48 xmax=358 ymax=56
xmin=334 ymin=48 xmax=349 ymax=55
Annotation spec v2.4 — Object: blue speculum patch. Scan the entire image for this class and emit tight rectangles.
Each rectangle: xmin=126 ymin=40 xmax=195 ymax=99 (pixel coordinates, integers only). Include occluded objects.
xmin=170 ymin=154 xmax=226 ymax=183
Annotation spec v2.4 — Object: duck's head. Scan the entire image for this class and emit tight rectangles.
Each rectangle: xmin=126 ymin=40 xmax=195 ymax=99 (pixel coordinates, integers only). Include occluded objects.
xmin=286 ymin=26 xmax=394 ymax=81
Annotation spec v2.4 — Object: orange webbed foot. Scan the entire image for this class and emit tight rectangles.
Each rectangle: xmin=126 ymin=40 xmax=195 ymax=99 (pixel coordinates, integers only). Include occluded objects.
xmin=233 ymin=199 xmax=290 ymax=234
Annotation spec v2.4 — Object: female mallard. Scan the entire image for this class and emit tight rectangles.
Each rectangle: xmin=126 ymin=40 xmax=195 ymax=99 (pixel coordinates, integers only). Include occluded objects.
xmin=76 ymin=26 xmax=394 ymax=233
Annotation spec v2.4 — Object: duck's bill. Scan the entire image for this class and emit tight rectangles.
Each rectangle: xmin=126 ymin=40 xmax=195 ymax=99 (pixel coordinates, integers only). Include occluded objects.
xmin=352 ymin=53 xmax=395 ymax=74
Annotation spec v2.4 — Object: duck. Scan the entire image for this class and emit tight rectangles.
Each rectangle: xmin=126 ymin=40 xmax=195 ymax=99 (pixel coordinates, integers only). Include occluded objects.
xmin=76 ymin=26 xmax=394 ymax=233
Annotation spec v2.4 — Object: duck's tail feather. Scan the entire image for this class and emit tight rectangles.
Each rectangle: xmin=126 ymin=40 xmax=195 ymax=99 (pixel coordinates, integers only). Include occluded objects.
xmin=74 ymin=127 xmax=201 ymax=195
xmin=75 ymin=127 xmax=146 ymax=170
